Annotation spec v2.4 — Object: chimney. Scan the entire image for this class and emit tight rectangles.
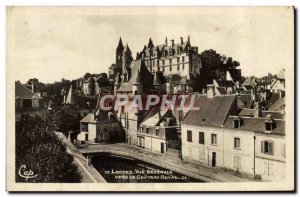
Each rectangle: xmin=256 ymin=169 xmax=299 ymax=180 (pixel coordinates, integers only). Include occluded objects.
xmin=180 ymin=37 xmax=183 ymax=45
xmin=31 ymin=83 xmax=35 ymax=93
xmin=254 ymin=102 xmax=262 ymax=117
xmin=171 ymin=39 xmax=174 ymax=47
xmin=279 ymin=90 xmax=285 ymax=98
xmin=194 ymin=47 xmax=198 ymax=54
xmin=165 ymin=37 xmax=168 ymax=46
xmin=207 ymin=84 xmax=215 ymax=98
xmin=251 ymin=88 xmax=256 ymax=101
xmin=87 ymin=101 xmax=92 ymax=113
xmin=187 ymin=35 xmax=190 ymax=43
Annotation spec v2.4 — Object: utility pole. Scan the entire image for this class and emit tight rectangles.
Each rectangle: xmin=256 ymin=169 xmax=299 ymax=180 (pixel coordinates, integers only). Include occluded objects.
xmin=253 ymin=136 xmax=256 ymax=179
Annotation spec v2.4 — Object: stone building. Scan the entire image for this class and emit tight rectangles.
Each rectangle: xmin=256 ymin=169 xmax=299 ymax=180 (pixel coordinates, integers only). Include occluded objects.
xmin=181 ymin=88 xmax=285 ymax=181
xmin=114 ymin=60 xmax=153 ymax=95
xmin=15 ymin=81 xmax=46 ymax=120
xmin=136 ymin=36 xmax=203 ymax=94
xmin=137 ymin=107 xmax=179 ymax=155
xmin=78 ymin=109 xmax=123 ymax=143
xmin=271 ymin=68 xmax=285 ymax=93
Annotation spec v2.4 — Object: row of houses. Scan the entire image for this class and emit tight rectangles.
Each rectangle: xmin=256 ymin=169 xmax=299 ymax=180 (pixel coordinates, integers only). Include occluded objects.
xmin=15 ymin=79 xmax=285 ymax=181
xmin=181 ymin=90 xmax=285 ymax=182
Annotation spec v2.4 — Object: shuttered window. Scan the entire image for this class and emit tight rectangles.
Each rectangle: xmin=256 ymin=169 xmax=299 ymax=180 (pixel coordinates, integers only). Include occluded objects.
xmin=211 ymin=134 xmax=217 ymax=145
xmin=199 ymin=132 xmax=205 ymax=144
xmin=233 ymin=156 xmax=241 ymax=169
xmin=261 ymin=140 xmax=273 ymax=155
xmin=187 ymin=130 xmax=192 ymax=142
xmin=234 ymin=137 xmax=240 ymax=149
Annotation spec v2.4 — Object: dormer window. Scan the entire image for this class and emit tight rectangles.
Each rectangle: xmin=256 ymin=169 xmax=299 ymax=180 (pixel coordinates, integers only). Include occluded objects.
xmin=264 ymin=114 xmax=275 ymax=133
xmin=155 ymin=127 xmax=159 ymax=136
xmin=139 ymin=125 xmax=143 ymax=133
xmin=233 ymin=117 xmax=242 ymax=129
xmin=265 ymin=123 xmax=272 ymax=132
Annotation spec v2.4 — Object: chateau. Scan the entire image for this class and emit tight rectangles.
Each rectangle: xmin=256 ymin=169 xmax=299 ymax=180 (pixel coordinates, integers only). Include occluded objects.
xmin=15 ymin=36 xmax=285 ymax=182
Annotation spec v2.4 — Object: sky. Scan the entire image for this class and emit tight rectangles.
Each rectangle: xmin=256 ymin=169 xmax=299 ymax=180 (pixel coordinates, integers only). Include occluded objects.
xmin=7 ymin=7 xmax=294 ymax=84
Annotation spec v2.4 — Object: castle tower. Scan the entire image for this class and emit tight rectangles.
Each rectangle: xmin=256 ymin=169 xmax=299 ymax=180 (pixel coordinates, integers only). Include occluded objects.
xmin=116 ymin=37 xmax=124 ymax=69
xmin=122 ymin=43 xmax=132 ymax=76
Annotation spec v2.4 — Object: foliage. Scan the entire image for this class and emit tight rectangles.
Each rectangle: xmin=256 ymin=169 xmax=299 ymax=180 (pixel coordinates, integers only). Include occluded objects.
xmin=49 ymin=106 xmax=81 ymax=136
xmin=45 ymin=79 xmax=71 ymax=97
xmin=16 ymin=115 xmax=82 ymax=183
xmin=26 ymin=78 xmax=47 ymax=93
xmin=83 ymin=73 xmax=92 ymax=80
xmin=200 ymin=49 xmax=240 ymax=69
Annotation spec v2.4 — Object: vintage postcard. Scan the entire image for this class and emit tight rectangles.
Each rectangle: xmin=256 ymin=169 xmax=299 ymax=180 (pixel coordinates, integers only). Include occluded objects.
xmin=6 ymin=6 xmax=295 ymax=191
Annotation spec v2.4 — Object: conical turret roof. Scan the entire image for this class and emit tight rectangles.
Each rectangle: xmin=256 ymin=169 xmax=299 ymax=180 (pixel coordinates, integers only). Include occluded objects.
xmin=148 ymin=37 xmax=154 ymax=48
xmin=123 ymin=43 xmax=131 ymax=54
xmin=116 ymin=37 xmax=124 ymax=52
xmin=153 ymin=72 xmax=162 ymax=86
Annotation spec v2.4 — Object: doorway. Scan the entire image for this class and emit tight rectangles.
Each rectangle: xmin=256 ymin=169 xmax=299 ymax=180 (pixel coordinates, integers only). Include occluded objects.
xmin=212 ymin=152 xmax=216 ymax=167
xmin=161 ymin=143 xmax=165 ymax=154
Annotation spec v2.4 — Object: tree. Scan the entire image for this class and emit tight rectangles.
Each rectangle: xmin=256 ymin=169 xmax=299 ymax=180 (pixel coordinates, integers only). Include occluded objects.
xmin=200 ymin=49 xmax=222 ymax=69
xmin=83 ymin=73 xmax=92 ymax=80
xmin=200 ymin=49 xmax=240 ymax=69
xmin=16 ymin=115 xmax=82 ymax=183
xmin=50 ymin=106 xmax=81 ymax=137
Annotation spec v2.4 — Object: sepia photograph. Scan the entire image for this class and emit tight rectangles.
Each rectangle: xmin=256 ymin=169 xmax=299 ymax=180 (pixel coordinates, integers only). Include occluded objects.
xmin=6 ymin=6 xmax=295 ymax=192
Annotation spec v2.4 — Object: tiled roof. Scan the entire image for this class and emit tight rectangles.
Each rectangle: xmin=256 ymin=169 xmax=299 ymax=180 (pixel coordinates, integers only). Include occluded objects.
xmin=223 ymin=116 xmax=285 ymax=136
xmin=238 ymin=108 xmax=255 ymax=117
xmin=239 ymin=94 xmax=252 ymax=102
xmin=242 ymin=78 xmax=256 ymax=87
xmin=117 ymin=60 xmax=153 ymax=92
xmin=181 ymin=42 xmax=189 ymax=50
xmin=109 ymin=64 xmax=116 ymax=69
xmin=245 ymin=100 xmax=254 ymax=108
xmin=243 ymin=85 xmax=254 ymax=90
xmin=268 ymin=97 xmax=285 ymax=111
xmin=157 ymin=44 xmax=165 ymax=51
xmin=265 ymin=93 xmax=280 ymax=109
xmin=141 ymin=107 xmax=170 ymax=127
xmin=80 ymin=113 xmax=94 ymax=123
xmin=261 ymin=111 xmax=284 ymax=119
xmin=216 ymin=87 xmax=227 ymax=95
xmin=183 ymin=95 xmax=236 ymax=127
xmin=15 ymin=81 xmax=42 ymax=100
